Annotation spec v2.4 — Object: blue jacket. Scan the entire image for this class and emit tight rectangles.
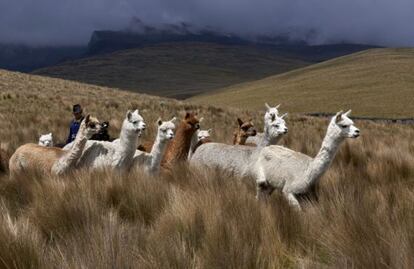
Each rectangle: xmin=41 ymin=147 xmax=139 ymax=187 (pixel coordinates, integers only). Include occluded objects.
xmin=66 ymin=117 xmax=84 ymax=144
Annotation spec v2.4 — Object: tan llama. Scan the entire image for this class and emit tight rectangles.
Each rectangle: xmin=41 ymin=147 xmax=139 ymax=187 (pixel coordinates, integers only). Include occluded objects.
xmin=232 ymin=118 xmax=257 ymax=145
xmin=9 ymin=115 xmax=100 ymax=177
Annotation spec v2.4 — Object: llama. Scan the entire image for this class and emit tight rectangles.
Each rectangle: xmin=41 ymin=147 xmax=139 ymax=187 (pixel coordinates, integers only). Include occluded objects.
xmin=246 ymin=103 xmax=283 ymax=145
xmin=190 ymin=113 xmax=288 ymax=177
xmin=252 ymin=110 xmax=360 ymax=209
xmin=38 ymin=133 xmax=53 ymax=147
xmin=247 ymin=113 xmax=288 ymax=147
xmin=90 ymin=121 xmax=112 ymax=141
xmin=233 ymin=118 xmax=257 ymax=145
xmin=188 ymin=128 xmax=212 ymax=159
xmin=9 ymin=115 xmax=100 ymax=176
xmin=162 ymin=112 xmax=200 ymax=169
xmin=133 ymin=117 xmax=176 ymax=175
xmin=191 ymin=110 xmax=359 ymax=209
xmin=67 ymin=109 xmax=146 ymax=171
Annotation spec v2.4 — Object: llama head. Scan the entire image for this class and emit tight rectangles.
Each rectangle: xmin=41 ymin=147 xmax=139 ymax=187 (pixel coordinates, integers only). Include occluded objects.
xmin=124 ymin=109 xmax=146 ymax=137
xmin=82 ymin=115 xmax=101 ymax=139
xmin=264 ymin=103 xmax=280 ymax=122
xmin=332 ymin=110 xmax=360 ymax=138
xmin=157 ymin=117 xmax=176 ymax=141
xmin=265 ymin=113 xmax=288 ymax=139
xmin=38 ymin=133 xmax=53 ymax=147
xmin=233 ymin=118 xmax=257 ymax=144
xmin=197 ymin=129 xmax=212 ymax=141
xmin=182 ymin=112 xmax=200 ymax=133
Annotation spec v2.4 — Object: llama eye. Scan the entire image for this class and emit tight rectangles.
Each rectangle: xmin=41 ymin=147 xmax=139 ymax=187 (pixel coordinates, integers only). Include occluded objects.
xmin=89 ymin=123 xmax=96 ymax=128
xmin=274 ymin=124 xmax=279 ymax=128
xmin=132 ymin=121 xmax=138 ymax=124
xmin=340 ymin=124 xmax=347 ymax=128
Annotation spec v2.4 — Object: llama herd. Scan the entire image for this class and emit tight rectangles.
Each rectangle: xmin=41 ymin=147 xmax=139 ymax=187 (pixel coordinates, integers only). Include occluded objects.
xmin=8 ymin=103 xmax=360 ymax=210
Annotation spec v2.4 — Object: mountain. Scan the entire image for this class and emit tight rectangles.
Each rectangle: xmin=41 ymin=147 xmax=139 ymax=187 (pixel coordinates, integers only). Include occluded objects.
xmin=190 ymin=48 xmax=414 ymax=118
xmin=86 ymin=28 xmax=375 ymax=59
xmin=32 ymin=42 xmax=310 ymax=99
xmin=0 ymin=44 xmax=86 ymax=72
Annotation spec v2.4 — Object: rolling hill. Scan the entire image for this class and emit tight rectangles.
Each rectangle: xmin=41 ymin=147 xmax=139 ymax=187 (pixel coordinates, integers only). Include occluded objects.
xmin=190 ymin=48 xmax=414 ymax=118
xmin=32 ymin=42 xmax=311 ymax=99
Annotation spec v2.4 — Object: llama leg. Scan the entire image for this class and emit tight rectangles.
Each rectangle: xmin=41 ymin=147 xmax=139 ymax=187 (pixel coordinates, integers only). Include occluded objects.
xmin=283 ymin=191 xmax=302 ymax=210
xmin=255 ymin=167 xmax=271 ymax=200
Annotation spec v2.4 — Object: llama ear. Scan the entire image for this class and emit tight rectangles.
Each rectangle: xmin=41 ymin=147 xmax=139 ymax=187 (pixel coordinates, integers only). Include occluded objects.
xmin=344 ymin=109 xmax=352 ymax=116
xmin=335 ymin=110 xmax=344 ymax=122
xmin=237 ymin=118 xmax=243 ymax=126
xmin=156 ymin=117 xmax=162 ymax=126
xmin=126 ymin=110 xmax=132 ymax=121
xmin=199 ymin=117 xmax=204 ymax=123
xmin=281 ymin=113 xmax=288 ymax=119
xmin=85 ymin=114 xmax=90 ymax=123
xmin=170 ymin=117 xmax=177 ymax=123
xmin=208 ymin=128 xmax=213 ymax=134
xmin=275 ymin=104 xmax=281 ymax=109
xmin=265 ymin=103 xmax=271 ymax=110
xmin=185 ymin=112 xmax=190 ymax=119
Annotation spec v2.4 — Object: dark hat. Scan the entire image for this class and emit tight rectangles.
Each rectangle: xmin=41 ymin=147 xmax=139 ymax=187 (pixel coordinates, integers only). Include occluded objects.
xmin=73 ymin=104 xmax=82 ymax=113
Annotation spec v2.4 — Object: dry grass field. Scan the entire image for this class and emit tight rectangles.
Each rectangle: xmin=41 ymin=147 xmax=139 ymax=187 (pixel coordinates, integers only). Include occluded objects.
xmin=0 ymin=69 xmax=413 ymax=268
xmin=191 ymin=48 xmax=414 ymax=118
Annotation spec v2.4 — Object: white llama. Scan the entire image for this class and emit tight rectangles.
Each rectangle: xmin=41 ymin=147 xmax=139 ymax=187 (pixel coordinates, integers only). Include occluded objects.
xmin=252 ymin=110 xmax=360 ymax=209
xmin=38 ymin=133 xmax=53 ymax=147
xmin=255 ymin=113 xmax=288 ymax=147
xmin=190 ymin=113 xmax=288 ymax=177
xmin=133 ymin=117 xmax=176 ymax=175
xmin=67 ymin=109 xmax=146 ymax=171
xmin=191 ymin=110 xmax=359 ymax=210
xmin=188 ymin=128 xmax=212 ymax=159
xmin=246 ymin=103 xmax=285 ymax=146
xmin=9 ymin=115 xmax=100 ymax=176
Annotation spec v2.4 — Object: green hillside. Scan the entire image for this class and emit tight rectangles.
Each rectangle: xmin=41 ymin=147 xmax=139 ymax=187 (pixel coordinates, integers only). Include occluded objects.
xmin=190 ymin=48 xmax=414 ymax=118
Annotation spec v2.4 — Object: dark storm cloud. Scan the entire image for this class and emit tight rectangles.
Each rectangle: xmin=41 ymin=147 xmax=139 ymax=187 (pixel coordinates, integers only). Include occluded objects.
xmin=0 ymin=0 xmax=413 ymax=46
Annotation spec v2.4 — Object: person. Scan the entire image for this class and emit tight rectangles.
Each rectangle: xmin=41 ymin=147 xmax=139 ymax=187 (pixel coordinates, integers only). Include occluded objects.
xmin=66 ymin=104 xmax=85 ymax=145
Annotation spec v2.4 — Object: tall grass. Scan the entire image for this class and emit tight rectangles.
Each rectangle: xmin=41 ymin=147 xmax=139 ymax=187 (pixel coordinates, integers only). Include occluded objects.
xmin=0 ymin=69 xmax=413 ymax=268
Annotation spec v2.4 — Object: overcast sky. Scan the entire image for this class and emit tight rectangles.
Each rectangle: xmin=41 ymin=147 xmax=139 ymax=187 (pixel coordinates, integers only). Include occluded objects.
xmin=0 ymin=0 xmax=413 ymax=46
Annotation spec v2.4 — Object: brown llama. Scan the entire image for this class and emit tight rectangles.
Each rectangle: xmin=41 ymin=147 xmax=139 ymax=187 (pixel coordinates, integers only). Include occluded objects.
xmin=161 ymin=112 xmax=200 ymax=169
xmin=232 ymin=118 xmax=257 ymax=145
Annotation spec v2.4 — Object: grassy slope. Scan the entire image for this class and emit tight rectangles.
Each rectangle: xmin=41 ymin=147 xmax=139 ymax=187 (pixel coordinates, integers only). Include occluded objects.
xmin=190 ymin=48 xmax=414 ymax=118
xmin=0 ymin=69 xmax=413 ymax=268
xmin=32 ymin=43 xmax=309 ymax=99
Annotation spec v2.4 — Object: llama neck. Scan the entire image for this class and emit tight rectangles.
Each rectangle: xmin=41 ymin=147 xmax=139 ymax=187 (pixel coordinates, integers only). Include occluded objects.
xmin=118 ymin=127 xmax=139 ymax=156
xmin=167 ymin=123 xmax=194 ymax=162
xmin=53 ymin=124 xmax=89 ymax=174
xmin=149 ymin=134 xmax=168 ymax=172
xmin=305 ymin=124 xmax=344 ymax=186
xmin=65 ymin=125 xmax=89 ymax=165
